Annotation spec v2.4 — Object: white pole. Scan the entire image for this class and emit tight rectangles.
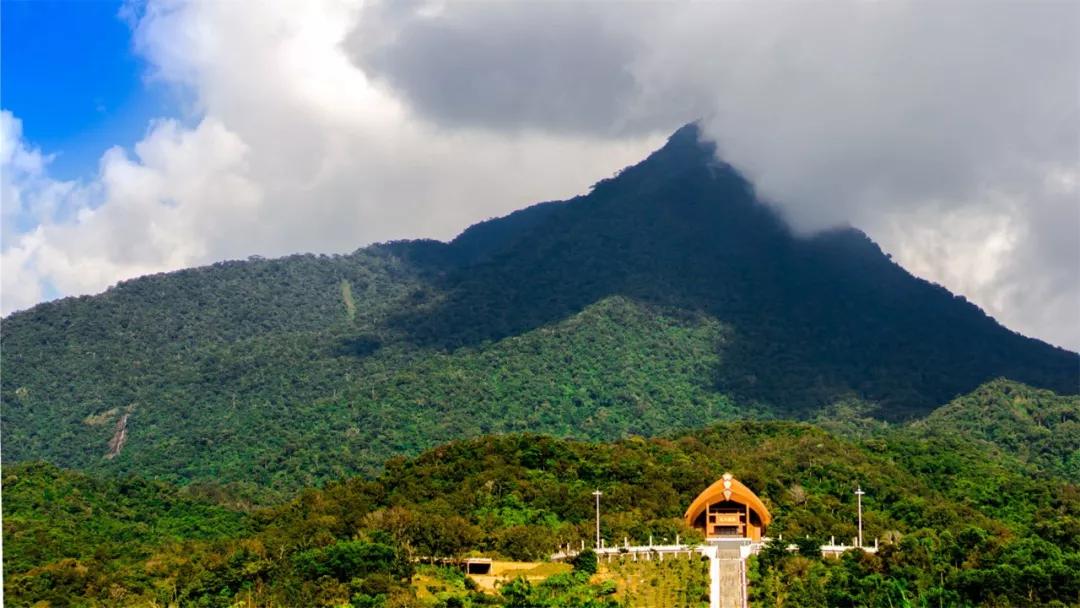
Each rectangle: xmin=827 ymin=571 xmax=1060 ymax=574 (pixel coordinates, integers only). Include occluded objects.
xmin=855 ymin=486 xmax=865 ymax=548
xmin=593 ymin=490 xmax=603 ymax=550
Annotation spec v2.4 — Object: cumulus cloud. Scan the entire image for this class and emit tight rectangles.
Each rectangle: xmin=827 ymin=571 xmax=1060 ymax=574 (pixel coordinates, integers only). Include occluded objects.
xmin=2 ymin=0 xmax=1077 ymax=350
xmin=2 ymin=115 xmax=259 ymax=310
xmin=1 ymin=0 xmax=659 ymax=314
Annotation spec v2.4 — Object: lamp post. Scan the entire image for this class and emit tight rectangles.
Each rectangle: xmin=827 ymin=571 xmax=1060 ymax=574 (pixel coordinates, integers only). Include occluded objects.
xmin=592 ymin=490 xmax=603 ymax=550
xmin=855 ymin=486 xmax=865 ymax=548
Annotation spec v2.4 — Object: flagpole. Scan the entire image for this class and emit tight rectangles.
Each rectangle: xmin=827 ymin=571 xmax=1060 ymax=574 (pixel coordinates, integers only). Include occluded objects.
xmin=592 ymin=489 xmax=603 ymax=550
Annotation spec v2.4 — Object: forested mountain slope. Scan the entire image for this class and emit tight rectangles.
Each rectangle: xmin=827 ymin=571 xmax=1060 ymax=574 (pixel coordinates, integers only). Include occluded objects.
xmin=912 ymin=379 xmax=1080 ymax=482
xmin=2 ymin=124 xmax=1076 ymax=495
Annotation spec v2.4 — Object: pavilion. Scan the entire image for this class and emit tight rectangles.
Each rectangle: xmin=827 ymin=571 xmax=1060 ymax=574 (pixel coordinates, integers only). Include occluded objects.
xmin=684 ymin=473 xmax=772 ymax=541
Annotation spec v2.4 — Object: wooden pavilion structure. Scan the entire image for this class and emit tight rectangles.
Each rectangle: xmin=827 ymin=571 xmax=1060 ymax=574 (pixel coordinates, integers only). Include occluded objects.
xmin=684 ymin=473 xmax=772 ymax=541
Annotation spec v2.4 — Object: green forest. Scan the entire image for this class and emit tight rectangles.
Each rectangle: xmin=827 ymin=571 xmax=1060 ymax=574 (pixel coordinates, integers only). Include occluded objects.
xmin=3 ymin=127 xmax=1076 ymax=501
xmin=5 ymin=381 xmax=1080 ymax=607
xmin=3 ymin=124 xmax=1079 ymax=607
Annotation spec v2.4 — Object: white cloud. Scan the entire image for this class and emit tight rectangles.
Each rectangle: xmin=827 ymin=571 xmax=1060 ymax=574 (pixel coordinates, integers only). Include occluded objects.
xmin=1 ymin=0 xmax=659 ymax=315
xmin=1 ymin=112 xmax=90 ymax=245
xmin=2 ymin=115 xmax=258 ymax=311
xmin=2 ymin=0 xmax=1077 ymax=351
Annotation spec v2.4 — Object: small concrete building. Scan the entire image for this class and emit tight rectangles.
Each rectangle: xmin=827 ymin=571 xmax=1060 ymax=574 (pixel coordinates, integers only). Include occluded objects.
xmin=684 ymin=473 xmax=772 ymax=542
xmin=462 ymin=557 xmax=492 ymax=575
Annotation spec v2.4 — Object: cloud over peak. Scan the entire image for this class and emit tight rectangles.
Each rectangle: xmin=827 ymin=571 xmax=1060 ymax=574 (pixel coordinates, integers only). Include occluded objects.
xmin=347 ymin=0 xmax=1079 ymax=348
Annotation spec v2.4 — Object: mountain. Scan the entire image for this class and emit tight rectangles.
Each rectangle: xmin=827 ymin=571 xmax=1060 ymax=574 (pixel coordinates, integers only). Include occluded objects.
xmin=6 ymin=422 xmax=1080 ymax=606
xmin=911 ymin=378 xmax=1080 ymax=482
xmin=2 ymin=123 xmax=1076 ymax=495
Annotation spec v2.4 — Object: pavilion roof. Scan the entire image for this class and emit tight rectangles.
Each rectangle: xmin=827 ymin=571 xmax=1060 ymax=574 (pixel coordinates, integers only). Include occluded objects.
xmin=684 ymin=473 xmax=773 ymax=526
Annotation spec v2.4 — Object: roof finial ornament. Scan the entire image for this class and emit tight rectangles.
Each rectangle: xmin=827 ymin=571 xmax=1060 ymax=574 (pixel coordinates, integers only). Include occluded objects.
xmin=722 ymin=472 xmax=734 ymax=499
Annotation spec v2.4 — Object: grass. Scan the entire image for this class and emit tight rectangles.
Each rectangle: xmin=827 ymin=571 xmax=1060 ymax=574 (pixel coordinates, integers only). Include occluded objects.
xmin=412 ymin=561 xmax=574 ymax=598
xmin=600 ymin=554 xmax=711 ymax=608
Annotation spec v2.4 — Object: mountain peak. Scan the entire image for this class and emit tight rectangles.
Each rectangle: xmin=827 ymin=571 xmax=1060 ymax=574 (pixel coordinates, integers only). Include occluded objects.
xmin=587 ymin=120 xmax=739 ymax=201
xmin=647 ymin=120 xmax=718 ymax=168
xmin=666 ymin=120 xmax=710 ymax=149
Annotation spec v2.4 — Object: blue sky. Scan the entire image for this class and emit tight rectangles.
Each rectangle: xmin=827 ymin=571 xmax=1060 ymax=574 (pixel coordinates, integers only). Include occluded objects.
xmin=2 ymin=0 xmax=170 ymax=180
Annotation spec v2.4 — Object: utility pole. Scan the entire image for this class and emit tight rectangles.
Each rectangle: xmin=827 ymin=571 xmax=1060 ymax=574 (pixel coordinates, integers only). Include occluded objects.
xmin=855 ymin=486 xmax=865 ymax=548
xmin=592 ymin=489 xmax=603 ymax=550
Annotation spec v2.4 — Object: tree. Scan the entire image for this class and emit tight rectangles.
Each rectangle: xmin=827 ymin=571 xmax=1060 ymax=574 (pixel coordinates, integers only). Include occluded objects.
xmin=571 ymin=549 xmax=598 ymax=576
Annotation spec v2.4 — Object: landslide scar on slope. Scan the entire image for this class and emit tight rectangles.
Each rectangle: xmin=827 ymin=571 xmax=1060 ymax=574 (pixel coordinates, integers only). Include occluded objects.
xmin=105 ymin=411 xmax=131 ymax=459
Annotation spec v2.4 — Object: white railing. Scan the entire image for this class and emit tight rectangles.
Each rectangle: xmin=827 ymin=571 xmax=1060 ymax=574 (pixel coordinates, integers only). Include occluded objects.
xmin=553 ymin=536 xmax=878 ymax=561
xmin=818 ymin=535 xmax=880 ymax=556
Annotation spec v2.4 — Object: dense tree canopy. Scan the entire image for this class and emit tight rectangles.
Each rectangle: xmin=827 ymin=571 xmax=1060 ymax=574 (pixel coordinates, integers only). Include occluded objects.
xmin=3 ymin=128 xmax=1075 ymax=496
xmin=912 ymin=379 xmax=1080 ymax=483
xmin=5 ymin=414 xmax=1078 ymax=606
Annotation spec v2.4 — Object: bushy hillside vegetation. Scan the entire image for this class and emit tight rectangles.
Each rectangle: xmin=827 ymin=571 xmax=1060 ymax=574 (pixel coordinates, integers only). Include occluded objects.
xmin=5 ymin=419 xmax=1079 ymax=607
xmin=913 ymin=379 xmax=1080 ymax=482
xmin=3 ymin=124 xmax=1076 ymax=496
xmin=2 ymin=462 xmax=251 ymax=605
